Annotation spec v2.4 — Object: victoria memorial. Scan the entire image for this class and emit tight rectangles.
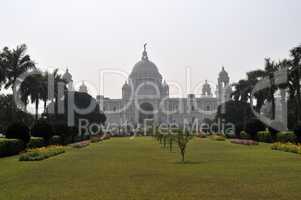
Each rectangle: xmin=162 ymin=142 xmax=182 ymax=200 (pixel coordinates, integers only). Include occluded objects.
xmin=94 ymin=44 xmax=232 ymax=127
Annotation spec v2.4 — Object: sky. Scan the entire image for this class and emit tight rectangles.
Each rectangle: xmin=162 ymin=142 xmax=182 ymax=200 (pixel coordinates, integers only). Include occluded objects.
xmin=1 ymin=0 xmax=301 ymax=99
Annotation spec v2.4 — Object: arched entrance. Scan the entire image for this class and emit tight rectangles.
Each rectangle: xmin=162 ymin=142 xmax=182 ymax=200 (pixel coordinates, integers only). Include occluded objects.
xmin=138 ymin=102 xmax=154 ymax=124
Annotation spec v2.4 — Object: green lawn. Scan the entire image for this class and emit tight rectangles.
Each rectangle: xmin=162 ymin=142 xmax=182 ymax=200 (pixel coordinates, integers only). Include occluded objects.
xmin=1 ymin=137 xmax=301 ymax=200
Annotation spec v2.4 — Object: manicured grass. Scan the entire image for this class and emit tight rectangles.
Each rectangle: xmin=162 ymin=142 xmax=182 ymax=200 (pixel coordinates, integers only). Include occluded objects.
xmin=1 ymin=137 xmax=301 ymax=199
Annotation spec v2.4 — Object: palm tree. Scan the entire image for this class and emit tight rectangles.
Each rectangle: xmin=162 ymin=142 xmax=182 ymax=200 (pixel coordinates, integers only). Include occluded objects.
xmin=0 ymin=50 xmax=7 ymax=90
xmin=20 ymin=77 xmax=30 ymax=111
xmin=288 ymin=45 xmax=301 ymax=122
xmin=1 ymin=44 xmax=35 ymax=118
xmin=263 ymin=58 xmax=279 ymax=120
xmin=247 ymin=69 xmax=267 ymax=112
xmin=41 ymin=71 xmax=49 ymax=113
xmin=231 ymin=79 xmax=250 ymax=103
xmin=20 ymin=71 xmax=44 ymax=120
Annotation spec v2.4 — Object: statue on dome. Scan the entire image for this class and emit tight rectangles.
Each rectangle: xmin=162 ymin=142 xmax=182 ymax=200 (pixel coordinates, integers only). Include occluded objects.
xmin=63 ymin=68 xmax=74 ymax=91
xmin=202 ymin=80 xmax=212 ymax=96
xmin=79 ymin=81 xmax=88 ymax=94
xmin=142 ymin=43 xmax=148 ymax=60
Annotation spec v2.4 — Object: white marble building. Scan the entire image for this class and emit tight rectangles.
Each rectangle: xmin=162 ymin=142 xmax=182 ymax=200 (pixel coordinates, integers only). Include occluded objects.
xmin=97 ymin=45 xmax=231 ymax=127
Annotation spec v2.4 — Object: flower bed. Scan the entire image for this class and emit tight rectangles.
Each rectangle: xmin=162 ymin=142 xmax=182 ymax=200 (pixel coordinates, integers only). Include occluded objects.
xmin=19 ymin=146 xmax=65 ymax=161
xmin=271 ymin=142 xmax=301 ymax=154
xmin=70 ymin=141 xmax=90 ymax=148
xmin=230 ymin=139 xmax=258 ymax=145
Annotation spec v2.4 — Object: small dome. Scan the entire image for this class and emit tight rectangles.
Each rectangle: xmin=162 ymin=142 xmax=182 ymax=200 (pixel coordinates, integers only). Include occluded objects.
xmin=79 ymin=81 xmax=88 ymax=93
xmin=219 ymin=67 xmax=229 ymax=78
xmin=218 ymin=66 xmax=230 ymax=84
xmin=63 ymin=68 xmax=72 ymax=83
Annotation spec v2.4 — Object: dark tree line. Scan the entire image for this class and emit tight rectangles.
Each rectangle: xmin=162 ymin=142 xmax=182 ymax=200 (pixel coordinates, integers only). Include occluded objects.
xmin=217 ymin=44 xmax=301 ymax=132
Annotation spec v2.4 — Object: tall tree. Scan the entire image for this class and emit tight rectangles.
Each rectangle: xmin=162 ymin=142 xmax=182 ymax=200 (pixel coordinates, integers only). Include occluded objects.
xmin=264 ymin=58 xmax=278 ymax=120
xmin=288 ymin=45 xmax=301 ymax=122
xmin=246 ymin=69 xmax=267 ymax=112
xmin=20 ymin=72 xmax=43 ymax=120
xmin=1 ymin=44 xmax=35 ymax=119
xmin=0 ymin=50 xmax=7 ymax=90
xmin=41 ymin=71 xmax=49 ymax=113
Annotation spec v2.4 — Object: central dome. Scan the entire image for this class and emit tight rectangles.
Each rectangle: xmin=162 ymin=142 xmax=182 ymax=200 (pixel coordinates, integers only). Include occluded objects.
xmin=130 ymin=60 xmax=162 ymax=80
xmin=129 ymin=45 xmax=162 ymax=81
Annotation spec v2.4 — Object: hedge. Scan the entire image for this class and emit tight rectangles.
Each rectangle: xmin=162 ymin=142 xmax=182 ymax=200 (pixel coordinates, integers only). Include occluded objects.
xmin=240 ymin=131 xmax=250 ymax=139
xmin=257 ymin=130 xmax=273 ymax=143
xmin=0 ymin=138 xmax=25 ymax=157
xmin=31 ymin=120 xmax=53 ymax=144
xmin=5 ymin=122 xmax=30 ymax=144
xmin=49 ymin=135 xmax=62 ymax=145
xmin=27 ymin=137 xmax=45 ymax=149
xmin=276 ymin=131 xmax=296 ymax=143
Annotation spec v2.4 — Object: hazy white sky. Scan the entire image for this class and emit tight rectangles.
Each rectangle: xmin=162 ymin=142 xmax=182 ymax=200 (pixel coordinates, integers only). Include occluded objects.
xmin=1 ymin=0 xmax=301 ymax=98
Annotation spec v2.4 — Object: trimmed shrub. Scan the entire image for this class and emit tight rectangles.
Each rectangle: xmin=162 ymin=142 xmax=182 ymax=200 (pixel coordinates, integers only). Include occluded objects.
xmin=224 ymin=131 xmax=236 ymax=139
xmin=0 ymin=138 xmax=25 ymax=157
xmin=53 ymin=123 xmax=77 ymax=145
xmin=268 ymin=121 xmax=285 ymax=141
xmin=5 ymin=122 xmax=30 ymax=144
xmin=240 ymin=131 xmax=250 ymax=139
xmin=27 ymin=137 xmax=45 ymax=149
xmin=245 ymin=119 xmax=266 ymax=140
xmin=31 ymin=120 xmax=53 ymax=144
xmin=49 ymin=135 xmax=61 ymax=145
xmin=276 ymin=131 xmax=296 ymax=143
xmin=257 ymin=130 xmax=273 ymax=143
xmin=53 ymin=123 xmax=71 ymax=145
xmin=294 ymin=122 xmax=301 ymax=143
xmin=19 ymin=146 xmax=65 ymax=161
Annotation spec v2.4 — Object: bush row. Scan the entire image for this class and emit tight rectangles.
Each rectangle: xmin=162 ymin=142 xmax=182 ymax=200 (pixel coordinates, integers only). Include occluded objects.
xmin=241 ymin=130 xmax=297 ymax=143
xmin=257 ymin=130 xmax=296 ymax=143
xmin=3 ymin=120 xmax=80 ymax=145
xmin=0 ymin=135 xmax=64 ymax=157
xmin=0 ymin=138 xmax=25 ymax=157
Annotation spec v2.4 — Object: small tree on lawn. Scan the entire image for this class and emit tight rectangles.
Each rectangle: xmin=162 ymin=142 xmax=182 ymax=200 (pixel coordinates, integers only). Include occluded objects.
xmin=168 ymin=133 xmax=174 ymax=152
xmin=163 ymin=134 xmax=167 ymax=148
xmin=176 ymin=130 xmax=193 ymax=162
